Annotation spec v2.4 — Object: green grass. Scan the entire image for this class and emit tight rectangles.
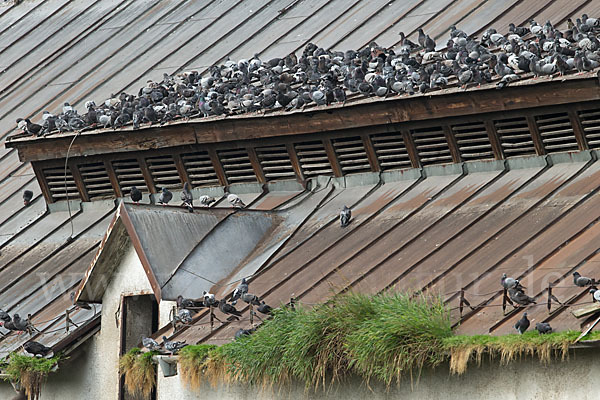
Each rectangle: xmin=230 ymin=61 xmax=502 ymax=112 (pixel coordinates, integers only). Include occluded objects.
xmin=2 ymin=352 xmax=62 ymax=400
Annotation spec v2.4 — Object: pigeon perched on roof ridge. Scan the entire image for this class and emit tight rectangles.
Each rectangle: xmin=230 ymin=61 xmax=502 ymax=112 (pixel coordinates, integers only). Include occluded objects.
xmin=158 ymin=187 xmax=173 ymax=206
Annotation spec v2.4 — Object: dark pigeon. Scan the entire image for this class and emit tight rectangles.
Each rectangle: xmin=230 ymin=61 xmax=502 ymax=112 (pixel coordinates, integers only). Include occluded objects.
xmin=177 ymin=308 xmax=193 ymax=324
xmin=234 ymin=328 xmax=254 ymax=340
xmin=163 ymin=336 xmax=187 ymax=354
xmin=340 ymin=205 xmax=351 ymax=227
xmin=508 ymin=287 xmax=536 ymax=306
xmin=130 ymin=186 xmax=142 ymax=204
xmin=181 ymin=182 xmax=194 ymax=212
xmin=176 ymin=295 xmax=204 ymax=309
xmin=535 ymin=322 xmax=552 ymax=334
xmin=158 ymin=187 xmax=173 ymax=205
xmin=514 ymin=312 xmax=530 ymax=334
xmin=218 ymin=299 xmax=242 ymax=319
xmin=23 ymin=341 xmax=53 ymax=357
xmin=241 ymin=292 xmax=261 ymax=306
xmin=257 ymin=301 xmax=272 ymax=315
xmin=23 ymin=190 xmax=33 ymax=206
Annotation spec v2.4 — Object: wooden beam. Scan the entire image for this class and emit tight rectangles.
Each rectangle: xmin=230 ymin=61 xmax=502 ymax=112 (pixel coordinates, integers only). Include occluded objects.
xmin=323 ymin=139 xmax=343 ymax=177
xmin=104 ymin=160 xmax=122 ymax=198
xmin=402 ymin=129 xmax=420 ymax=168
xmin=526 ymin=116 xmax=546 ymax=156
xmin=32 ymin=162 xmax=54 ymax=203
xmin=10 ymin=78 xmax=600 ymax=163
xmin=137 ymin=157 xmax=157 ymax=194
xmin=484 ymin=119 xmax=504 ymax=160
xmin=285 ymin=143 xmax=305 ymax=182
xmin=207 ymin=147 xmax=228 ymax=186
xmin=569 ymin=110 xmax=588 ymax=150
xmin=246 ymin=147 xmax=266 ymax=184
xmin=68 ymin=161 xmax=90 ymax=202
xmin=443 ymin=125 xmax=462 ymax=163
xmin=172 ymin=153 xmax=190 ymax=185
xmin=361 ymin=134 xmax=380 ymax=172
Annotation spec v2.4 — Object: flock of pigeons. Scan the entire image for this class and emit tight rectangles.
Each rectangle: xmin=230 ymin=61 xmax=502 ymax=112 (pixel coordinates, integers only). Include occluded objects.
xmin=502 ymin=271 xmax=598 ymax=335
xmin=14 ymin=16 xmax=600 ymax=138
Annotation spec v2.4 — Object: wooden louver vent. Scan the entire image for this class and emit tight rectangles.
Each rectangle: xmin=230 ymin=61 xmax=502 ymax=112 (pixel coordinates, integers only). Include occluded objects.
xmin=112 ymin=159 xmax=147 ymax=193
xmin=451 ymin=122 xmax=493 ymax=160
xmin=370 ymin=131 xmax=412 ymax=171
xmin=78 ymin=162 xmax=113 ymax=200
xmin=294 ymin=140 xmax=333 ymax=177
xmin=410 ymin=126 xmax=452 ymax=166
xmin=217 ymin=148 xmax=257 ymax=183
xmin=255 ymin=145 xmax=295 ymax=181
xmin=332 ymin=136 xmax=371 ymax=174
xmin=535 ymin=112 xmax=578 ymax=153
xmin=181 ymin=151 xmax=219 ymax=187
xmin=494 ymin=117 xmax=536 ymax=157
xmin=145 ymin=155 xmax=181 ymax=189
xmin=43 ymin=167 xmax=80 ymax=201
xmin=578 ymin=108 xmax=600 ymax=149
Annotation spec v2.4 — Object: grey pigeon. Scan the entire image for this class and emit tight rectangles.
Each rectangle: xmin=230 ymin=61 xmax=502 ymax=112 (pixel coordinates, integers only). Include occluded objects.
xmin=501 ymin=273 xmax=518 ymax=289
xmin=514 ymin=312 xmax=530 ymax=334
xmin=158 ymin=187 xmax=172 ymax=205
xmin=241 ymin=292 xmax=261 ymax=306
xmin=12 ymin=314 xmax=28 ymax=332
xmin=176 ymin=295 xmax=204 ymax=309
xmin=130 ymin=186 xmax=142 ymax=204
xmin=234 ymin=328 xmax=254 ymax=340
xmin=177 ymin=308 xmax=193 ymax=324
xmin=142 ymin=336 xmax=160 ymax=351
xmin=218 ymin=299 xmax=242 ymax=319
xmin=203 ymin=291 xmax=218 ymax=307
xmin=231 ymin=278 xmax=249 ymax=305
xmin=508 ymin=287 xmax=536 ymax=306
xmin=23 ymin=190 xmax=33 ymax=206
xmin=573 ymin=271 xmax=594 ymax=287
xmin=163 ymin=336 xmax=187 ymax=354
xmin=590 ymin=288 xmax=600 ymax=302
xmin=0 ymin=310 xmax=11 ymax=326
xmin=340 ymin=205 xmax=351 ymax=227
xmin=227 ymin=193 xmax=246 ymax=208
xmin=24 ymin=341 xmax=53 ymax=357
xmin=535 ymin=322 xmax=552 ymax=334
xmin=181 ymin=182 xmax=194 ymax=212
xmin=198 ymin=194 xmax=216 ymax=207
xmin=257 ymin=301 xmax=272 ymax=315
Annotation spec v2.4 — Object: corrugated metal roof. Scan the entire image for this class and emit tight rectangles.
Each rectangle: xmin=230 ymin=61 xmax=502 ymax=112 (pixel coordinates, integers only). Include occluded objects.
xmin=0 ymin=0 xmax=598 ymax=355
xmin=155 ymin=152 xmax=600 ymax=344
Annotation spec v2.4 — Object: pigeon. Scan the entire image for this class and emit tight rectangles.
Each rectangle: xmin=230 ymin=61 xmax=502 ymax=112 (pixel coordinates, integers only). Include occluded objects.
xmin=231 ymin=278 xmax=249 ymax=305
xmin=130 ymin=186 xmax=142 ymax=204
xmin=181 ymin=182 xmax=194 ymax=212
xmin=508 ymin=287 xmax=536 ymax=306
xmin=227 ymin=193 xmax=246 ymax=208
xmin=501 ymin=273 xmax=519 ymax=289
xmin=177 ymin=308 xmax=194 ymax=324
xmin=158 ymin=187 xmax=172 ymax=205
xmin=198 ymin=195 xmax=216 ymax=207
xmin=12 ymin=314 xmax=29 ymax=332
xmin=24 ymin=119 xmax=42 ymax=136
xmin=218 ymin=299 xmax=242 ymax=319
xmin=23 ymin=341 xmax=53 ymax=357
xmin=234 ymin=328 xmax=254 ymax=340
xmin=573 ymin=271 xmax=595 ymax=287
xmin=340 ymin=205 xmax=351 ymax=227
xmin=241 ymin=292 xmax=261 ymax=306
xmin=142 ymin=336 xmax=161 ymax=351
xmin=176 ymin=295 xmax=204 ymax=309
xmin=514 ymin=312 xmax=530 ymax=334
xmin=203 ymin=291 xmax=218 ymax=307
xmin=0 ymin=310 xmax=11 ymax=326
xmin=23 ymin=190 xmax=33 ymax=206
xmin=590 ymin=288 xmax=600 ymax=303
xmin=257 ymin=301 xmax=272 ymax=315
xmin=535 ymin=322 xmax=552 ymax=334
xmin=162 ymin=336 xmax=187 ymax=354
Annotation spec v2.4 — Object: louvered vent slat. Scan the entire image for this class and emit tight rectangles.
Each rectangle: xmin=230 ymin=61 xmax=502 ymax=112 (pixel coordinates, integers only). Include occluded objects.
xmin=112 ymin=159 xmax=147 ymax=193
xmin=535 ymin=112 xmax=578 ymax=153
xmin=370 ymin=132 xmax=412 ymax=170
xmin=181 ymin=151 xmax=219 ymax=187
xmin=256 ymin=145 xmax=295 ymax=181
xmin=295 ymin=140 xmax=333 ymax=177
xmin=411 ymin=126 xmax=452 ymax=166
xmin=332 ymin=136 xmax=371 ymax=174
xmin=78 ymin=162 xmax=113 ymax=199
xmin=579 ymin=108 xmax=600 ymax=148
xmin=451 ymin=122 xmax=493 ymax=160
xmin=145 ymin=155 xmax=181 ymax=189
xmin=494 ymin=117 xmax=536 ymax=157
xmin=217 ymin=149 xmax=257 ymax=183
xmin=43 ymin=167 xmax=80 ymax=201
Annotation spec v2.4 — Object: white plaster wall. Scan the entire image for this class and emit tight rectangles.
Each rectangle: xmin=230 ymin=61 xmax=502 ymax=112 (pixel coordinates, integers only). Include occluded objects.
xmin=157 ymin=347 xmax=600 ymax=400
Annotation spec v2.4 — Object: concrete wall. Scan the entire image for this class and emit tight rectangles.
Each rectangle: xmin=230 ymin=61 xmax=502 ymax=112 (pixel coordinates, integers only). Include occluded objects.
xmin=156 ymin=347 xmax=600 ymax=400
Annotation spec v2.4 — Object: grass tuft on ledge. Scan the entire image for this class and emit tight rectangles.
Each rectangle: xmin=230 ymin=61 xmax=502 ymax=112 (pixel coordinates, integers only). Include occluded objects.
xmin=119 ymin=347 xmax=159 ymax=398
xmin=2 ymin=352 xmax=62 ymax=400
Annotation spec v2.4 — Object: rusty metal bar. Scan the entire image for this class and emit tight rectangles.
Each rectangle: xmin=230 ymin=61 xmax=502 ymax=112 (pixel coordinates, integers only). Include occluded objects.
xmin=207 ymin=147 xmax=228 ymax=187
xmin=285 ymin=142 xmax=305 ymax=183
xmin=246 ymin=147 xmax=266 ymax=184
xmin=68 ymin=160 xmax=90 ymax=203
xmin=485 ymin=119 xmax=504 ymax=160
xmin=137 ymin=156 xmax=156 ymax=194
xmin=104 ymin=160 xmax=122 ymax=198
xmin=322 ymin=139 xmax=343 ymax=177
xmin=361 ymin=134 xmax=380 ymax=172
xmin=526 ymin=115 xmax=546 ymax=156
xmin=402 ymin=129 xmax=420 ymax=168
xmin=569 ymin=109 xmax=588 ymax=150
xmin=31 ymin=161 xmax=54 ymax=203
xmin=443 ymin=125 xmax=462 ymax=163
xmin=172 ymin=153 xmax=190 ymax=185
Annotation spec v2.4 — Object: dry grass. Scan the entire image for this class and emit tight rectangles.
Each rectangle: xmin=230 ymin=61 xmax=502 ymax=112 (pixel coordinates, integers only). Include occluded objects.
xmin=2 ymin=353 xmax=61 ymax=400
xmin=118 ymin=348 xmax=158 ymax=398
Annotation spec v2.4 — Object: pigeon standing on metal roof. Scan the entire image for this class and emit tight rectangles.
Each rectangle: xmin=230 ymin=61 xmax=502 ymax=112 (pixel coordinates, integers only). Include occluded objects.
xmin=257 ymin=301 xmax=272 ymax=315
xmin=176 ymin=295 xmax=204 ymax=309
xmin=573 ymin=271 xmax=595 ymax=286
xmin=0 ymin=310 xmax=11 ymax=326
xmin=231 ymin=278 xmax=249 ymax=305
xmin=514 ymin=312 xmax=530 ymax=334
xmin=218 ymin=299 xmax=242 ymax=319
xmin=508 ymin=287 xmax=536 ymax=306
xmin=234 ymin=328 xmax=255 ymax=340
xmin=340 ymin=205 xmax=351 ymax=227
xmin=241 ymin=292 xmax=261 ymax=306
xmin=158 ymin=187 xmax=173 ymax=206
xmin=500 ymin=273 xmax=523 ymax=289
xmin=203 ymin=291 xmax=218 ymax=307
xmin=181 ymin=182 xmax=194 ymax=212
xmin=22 ymin=190 xmax=33 ymax=206
xmin=227 ymin=192 xmax=246 ymax=208
xmin=198 ymin=194 xmax=216 ymax=207
xmin=23 ymin=341 xmax=53 ymax=357
xmin=177 ymin=308 xmax=193 ymax=324
xmin=142 ymin=336 xmax=161 ymax=351
xmin=130 ymin=186 xmax=142 ymax=204
xmin=535 ymin=322 xmax=552 ymax=334
xmin=589 ymin=288 xmax=600 ymax=302
xmin=24 ymin=119 xmax=42 ymax=136
xmin=163 ymin=336 xmax=187 ymax=354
